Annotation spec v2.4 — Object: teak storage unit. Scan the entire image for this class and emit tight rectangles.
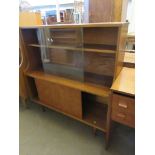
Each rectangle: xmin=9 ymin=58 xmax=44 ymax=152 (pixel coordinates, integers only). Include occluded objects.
xmin=20 ymin=22 xmax=128 ymax=147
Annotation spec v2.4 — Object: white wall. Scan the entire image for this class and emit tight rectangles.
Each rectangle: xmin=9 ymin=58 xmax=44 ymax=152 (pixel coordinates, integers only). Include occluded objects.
xmin=126 ymin=0 xmax=135 ymax=33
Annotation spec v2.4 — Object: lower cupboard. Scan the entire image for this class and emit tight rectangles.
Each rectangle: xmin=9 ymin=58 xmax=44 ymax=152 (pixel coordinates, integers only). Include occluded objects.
xmin=35 ymin=78 xmax=82 ymax=119
xmin=27 ymin=77 xmax=109 ymax=132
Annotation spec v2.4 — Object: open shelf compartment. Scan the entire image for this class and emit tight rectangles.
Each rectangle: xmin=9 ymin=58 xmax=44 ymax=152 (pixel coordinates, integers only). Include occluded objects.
xmin=25 ymin=76 xmax=108 ymax=132
xmin=82 ymin=92 xmax=108 ymax=131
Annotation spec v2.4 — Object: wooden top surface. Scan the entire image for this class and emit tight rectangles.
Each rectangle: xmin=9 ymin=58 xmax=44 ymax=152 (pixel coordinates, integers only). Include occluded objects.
xmin=26 ymin=70 xmax=111 ymax=97
xmin=111 ymin=67 xmax=135 ymax=96
xmin=20 ymin=22 xmax=128 ymax=29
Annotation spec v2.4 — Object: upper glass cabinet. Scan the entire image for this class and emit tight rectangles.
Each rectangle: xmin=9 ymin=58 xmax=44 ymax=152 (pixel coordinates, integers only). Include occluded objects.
xmin=21 ymin=24 xmax=120 ymax=88
xmin=37 ymin=27 xmax=84 ymax=81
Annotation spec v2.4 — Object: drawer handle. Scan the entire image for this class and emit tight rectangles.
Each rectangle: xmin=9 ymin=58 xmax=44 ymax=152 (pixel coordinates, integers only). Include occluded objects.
xmin=118 ymin=103 xmax=128 ymax=108
xmin=117 ymin=113 xmax=126 ymax=118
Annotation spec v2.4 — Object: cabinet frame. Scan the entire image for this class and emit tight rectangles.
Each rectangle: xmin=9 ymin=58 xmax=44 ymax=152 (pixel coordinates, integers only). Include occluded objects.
xmin=19 ymin=23 xmax=128 ymax=148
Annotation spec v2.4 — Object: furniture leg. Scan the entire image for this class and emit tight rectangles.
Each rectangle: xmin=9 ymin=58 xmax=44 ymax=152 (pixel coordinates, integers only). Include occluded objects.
xmin=93 ymin=127 xmax=97 ymax=136
xmin=21 ymin=97 xmax=29 ymax=109
xmin=41 ymin=106 xmax=46 ymax=112
xmin=105 ymin=94 xmax=112 ymax=149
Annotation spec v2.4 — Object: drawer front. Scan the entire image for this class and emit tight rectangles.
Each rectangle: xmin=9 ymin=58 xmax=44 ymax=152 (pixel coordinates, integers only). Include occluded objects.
xmin=112 ymin=110 xmax=135 ymax=128
xmin=112 ymin=94 xmax=135 ymax=114
xmin=112 ymin=94 xmax=135 ymax=128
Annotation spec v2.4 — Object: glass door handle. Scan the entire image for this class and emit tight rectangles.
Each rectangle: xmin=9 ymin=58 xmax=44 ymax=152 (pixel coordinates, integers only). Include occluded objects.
xmin=47 ymin=38 xmax=50 ymax=42
xmin=50 ymin=38 xmax=53 ymax=43
xmin=47 ymin=38 xmax=53 ymax=43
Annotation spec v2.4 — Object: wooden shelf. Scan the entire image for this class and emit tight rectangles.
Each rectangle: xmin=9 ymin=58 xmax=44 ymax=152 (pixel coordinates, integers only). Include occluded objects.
xmin=51 ymin=36 xmax=77 ymax=39
xmin=28 ymin=44 xmax=82 ymax=51
xmin=84 ymin=48 xmax=115 ymax=54
xmin=20 ymin=22 xmax=128 ymax=29
xmin=28 ymin=44 xmax=115 ymax=54
xmin=32 ymin=97 xmax=107 ymax=132
xmin=25 ymin=70 xmax=111 ymax=97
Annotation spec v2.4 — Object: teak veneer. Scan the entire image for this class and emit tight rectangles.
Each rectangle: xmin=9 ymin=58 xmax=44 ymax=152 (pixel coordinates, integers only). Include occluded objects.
xmin=111 ymin=67 xmax=135 ymax=96
xmin=26 ymin=70 xmax=111 ymax=97
xmin=20 ymin=23 xmax=128 ymax=148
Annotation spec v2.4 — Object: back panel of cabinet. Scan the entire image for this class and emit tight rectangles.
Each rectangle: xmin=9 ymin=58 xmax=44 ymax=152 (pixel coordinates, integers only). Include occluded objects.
xmin=83 ymin=27 xmax=118 ymax=87
xmin=84 ymin=52 xmax=115 ymax=87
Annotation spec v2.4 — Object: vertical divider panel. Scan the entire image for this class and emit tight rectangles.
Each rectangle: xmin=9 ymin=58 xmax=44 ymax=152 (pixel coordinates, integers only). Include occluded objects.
xmin=113 ymin=24 xmax=128 ymax=80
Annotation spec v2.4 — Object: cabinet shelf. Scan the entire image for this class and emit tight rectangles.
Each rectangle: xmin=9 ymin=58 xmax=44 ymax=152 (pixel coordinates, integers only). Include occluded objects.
xmin=25 ymin=70 xmax=111 ymax=97
xmin=28 ymin=44 xmax=115 ymax=54
xmin=51 ymin=36 xmax=77 ymax=39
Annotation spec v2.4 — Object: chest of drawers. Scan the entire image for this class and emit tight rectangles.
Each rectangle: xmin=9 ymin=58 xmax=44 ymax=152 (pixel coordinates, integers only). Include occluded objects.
xmin=110 ymin=67 xmax=135 ymax=128
xmin=111 ymin=94 xmax=135 ymax=128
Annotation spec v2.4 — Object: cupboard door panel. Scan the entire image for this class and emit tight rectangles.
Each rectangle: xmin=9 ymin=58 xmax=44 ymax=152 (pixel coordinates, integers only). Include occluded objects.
xmin=35 ymin=79 xmax=82 ymax=118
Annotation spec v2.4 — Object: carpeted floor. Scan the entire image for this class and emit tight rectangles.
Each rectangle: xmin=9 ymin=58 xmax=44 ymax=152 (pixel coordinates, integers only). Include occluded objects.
xmin=19 ymin=101 xmax=135 ymax=155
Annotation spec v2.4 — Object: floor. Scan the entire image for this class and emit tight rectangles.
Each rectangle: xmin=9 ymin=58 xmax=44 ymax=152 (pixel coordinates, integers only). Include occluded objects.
xmin=19 ymin=101 xmax=135 ymax=155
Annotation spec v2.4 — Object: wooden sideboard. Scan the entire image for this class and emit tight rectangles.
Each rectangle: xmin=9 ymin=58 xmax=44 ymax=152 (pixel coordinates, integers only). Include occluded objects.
xmin=20 ymin=22 xmax=128 ymax=148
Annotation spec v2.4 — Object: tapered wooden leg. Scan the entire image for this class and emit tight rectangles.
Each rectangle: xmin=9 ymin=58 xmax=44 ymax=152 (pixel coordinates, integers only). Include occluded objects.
xmin=105 ymin=93 xmax=112 ymax=149
xmin=93 ymin=127 xmax=97 ymax=136
xmin=105 ymin=117 xmax=112 ymax=149
xmin=105 ymin=129 xmax=110 ymax=149
xmin=41 ymin=106 xmax=46 ymax=112
xmin=21 ymin=97 xmax=29 ymax=109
